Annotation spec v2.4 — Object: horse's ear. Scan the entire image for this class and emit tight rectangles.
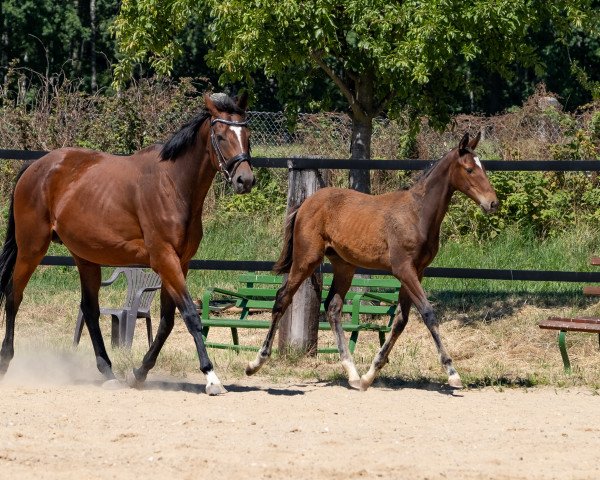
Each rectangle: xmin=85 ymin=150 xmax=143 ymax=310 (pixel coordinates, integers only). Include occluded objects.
xmin=458 ymin=132 xmax=470 ymax=151
xmin=468 ymin=131 xmax=481 ymax=150
xmin=236 ymin=91 xmax=249 ymax=111
xmin=204 ymin=93 xmax=219 ymax=116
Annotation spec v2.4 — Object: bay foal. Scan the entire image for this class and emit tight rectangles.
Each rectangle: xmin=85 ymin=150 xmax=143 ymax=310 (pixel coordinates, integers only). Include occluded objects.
xmin=247 ymin=132 xmax=498 ymax=390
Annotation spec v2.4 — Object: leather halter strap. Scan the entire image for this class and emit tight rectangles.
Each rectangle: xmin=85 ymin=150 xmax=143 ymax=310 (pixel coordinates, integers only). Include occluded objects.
xmin=210 ymin=117 xmax=252 ymax=183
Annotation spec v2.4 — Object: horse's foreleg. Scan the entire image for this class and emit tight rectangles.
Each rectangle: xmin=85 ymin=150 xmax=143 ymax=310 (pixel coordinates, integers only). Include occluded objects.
xmin=361 ymin=286 xmax=412 ymax=390
xmin=75 ymin=259 xmax=115 ymax=381
xmin=147 ymin=255 xmax=225 ymax=395
xmin=128 ymin=288 xmax=175 ymax=387
xmin=368 ymin=267 xmax=461 ymax=390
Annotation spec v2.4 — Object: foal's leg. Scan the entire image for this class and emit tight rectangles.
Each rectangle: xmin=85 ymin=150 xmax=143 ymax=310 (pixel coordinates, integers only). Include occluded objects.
xmin=246 ymin=256 xmax=322 ymax=375
xmin=127 ymin=287 xmax=175 ymax=387
xmin=325 ymin=258 xmax=360 ymax=389
xmin=360 ymin=285 xmax=412 ymax=390
xmin=362 ymin=265 xmax=461 ymax=390
xmin=74 ymin=258 xmax=115 ymax=381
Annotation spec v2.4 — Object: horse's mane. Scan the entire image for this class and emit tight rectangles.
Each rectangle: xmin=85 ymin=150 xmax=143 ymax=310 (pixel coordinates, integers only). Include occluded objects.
xmin=410 ymin=148 xmax=457 ymax=188
xmin=160 ymin=95 xmax=244 ymax=161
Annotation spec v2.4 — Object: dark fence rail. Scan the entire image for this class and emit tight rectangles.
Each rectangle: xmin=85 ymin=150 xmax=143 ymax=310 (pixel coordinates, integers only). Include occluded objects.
xmin=2 ymin=149 xmax=600 ymax=171
xmin=5 ymin=148 xmax=600 ymax=284
xmin=39 ymin=256 xmax=600 ymax=283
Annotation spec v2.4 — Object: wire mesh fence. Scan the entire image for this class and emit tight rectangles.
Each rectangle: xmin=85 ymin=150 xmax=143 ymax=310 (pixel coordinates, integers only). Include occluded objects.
xmin=248 ymin=87 xmax=600 ymax=161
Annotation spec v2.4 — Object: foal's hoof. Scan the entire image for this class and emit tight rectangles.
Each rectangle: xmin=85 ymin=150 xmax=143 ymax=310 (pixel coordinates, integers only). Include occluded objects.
xmin=205 ymin=383 xmax=227 ymax=396
xmin=102 ymin=379 xmax=126 ymax=390
xmin=348 ymin=378 xmax=362 ymax=390
xmin=245 ymin=362 xmax=260 ymax=376
xmin=448 ymin=373 xmax=463 ymax=389
xmin=125 ymin=370 xmax=145 ymax=390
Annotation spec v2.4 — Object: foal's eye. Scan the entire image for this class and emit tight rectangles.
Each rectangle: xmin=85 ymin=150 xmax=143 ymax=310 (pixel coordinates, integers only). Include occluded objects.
xmin=466 ymin=167 xmax=474 ymax=174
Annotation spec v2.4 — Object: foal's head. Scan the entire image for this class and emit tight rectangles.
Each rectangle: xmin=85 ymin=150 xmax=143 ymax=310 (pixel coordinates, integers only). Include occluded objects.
xmin=449 ymin=132 xmax=498 ymax=213
xmin=205 ymin=92 xmax=255 ymax=194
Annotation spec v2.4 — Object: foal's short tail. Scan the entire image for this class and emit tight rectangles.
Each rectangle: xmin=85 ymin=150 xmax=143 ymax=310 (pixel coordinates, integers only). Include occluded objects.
xmin=273 ymin=205 xmax=300 ymax=274
xmin=0 ymin=163 xmax=31 ymax=309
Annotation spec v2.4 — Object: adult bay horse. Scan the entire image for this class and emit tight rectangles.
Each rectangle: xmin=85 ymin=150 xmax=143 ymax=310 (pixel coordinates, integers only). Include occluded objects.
xmin=247 ymin=132 xmax=498 ymax=390
xmin=0 ymin=92 xmax=253 ymax=395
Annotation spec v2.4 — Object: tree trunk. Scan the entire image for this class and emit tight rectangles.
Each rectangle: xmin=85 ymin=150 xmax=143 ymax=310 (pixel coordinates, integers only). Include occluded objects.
xmin=348 ymin=71 xmax=376 ymax=193
xmin=278 ymin=162 xmax=325 ymax=355
xmin=90 ymin=0 xmax=97 ymax=90
xmin=348 ymin=115 xmax=373 ymax=193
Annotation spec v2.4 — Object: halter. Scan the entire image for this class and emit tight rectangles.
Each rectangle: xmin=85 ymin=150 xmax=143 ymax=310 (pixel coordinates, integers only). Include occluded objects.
xmin=210 ymin=117 xmax=252 ymax=183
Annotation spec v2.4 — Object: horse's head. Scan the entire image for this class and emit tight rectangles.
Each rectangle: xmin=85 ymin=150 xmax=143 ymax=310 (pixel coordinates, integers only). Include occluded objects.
xmin=449 ymin=132 xmax=498 ymax=213
xmin=205 ymin=92 xmax=255 ymax=194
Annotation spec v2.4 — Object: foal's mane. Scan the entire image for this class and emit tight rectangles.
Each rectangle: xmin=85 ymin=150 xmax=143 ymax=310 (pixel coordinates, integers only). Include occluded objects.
xmin=411 ymin=147 xmax=458 ymax=188
xmin=160 ymin=95 xmax=245 ymax=162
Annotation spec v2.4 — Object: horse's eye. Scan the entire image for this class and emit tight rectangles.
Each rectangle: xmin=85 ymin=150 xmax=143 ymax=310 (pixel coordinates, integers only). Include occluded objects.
xmin=466 ymin=167 xmax=474 ymax=174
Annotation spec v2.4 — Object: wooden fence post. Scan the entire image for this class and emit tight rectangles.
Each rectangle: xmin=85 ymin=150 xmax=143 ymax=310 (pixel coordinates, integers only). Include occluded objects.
xmin=278 ymin=161 xmax=326 ymax=355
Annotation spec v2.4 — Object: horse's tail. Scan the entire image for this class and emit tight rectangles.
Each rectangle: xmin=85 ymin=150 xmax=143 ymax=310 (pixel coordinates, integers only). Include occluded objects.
xmin=273 ymin=205 xmax=301 ymax=274
xmin=0 ymin=162 xmax=31 ymax=309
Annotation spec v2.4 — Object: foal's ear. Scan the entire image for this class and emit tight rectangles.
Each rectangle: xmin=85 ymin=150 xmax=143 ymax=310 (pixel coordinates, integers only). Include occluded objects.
xmin=458 ymin=132 xmax=470 ymax=151
xmin=236 ymin=91 xmax=249 ymax=111
xmin=468 ymin=131 xmax=481 ymax=150
xmin=204 ymin=92 xmax=219 ymax=116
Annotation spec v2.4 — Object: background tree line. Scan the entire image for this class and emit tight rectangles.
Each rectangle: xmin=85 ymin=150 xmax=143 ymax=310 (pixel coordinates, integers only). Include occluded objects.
xmin=1 ymin=0 xmax=598 ymax=115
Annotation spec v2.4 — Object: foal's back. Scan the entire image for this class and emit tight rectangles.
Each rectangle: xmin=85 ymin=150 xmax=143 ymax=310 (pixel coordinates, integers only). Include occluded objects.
xmin=296 ymin=187 xmax=420 ymax=270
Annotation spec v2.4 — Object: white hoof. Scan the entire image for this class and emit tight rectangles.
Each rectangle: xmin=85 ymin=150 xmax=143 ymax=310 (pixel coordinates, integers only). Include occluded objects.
xmin=205 ymin=370 xmax=227 ymax=396
xmin=102 ymin=379 xmax=126 ymax=390
xmin=348 ymin=378 xmax=362 ymax=390
xmin=245 ymin=357 xmax=264 ymax=376
xmin=448 ymin=373 xmax=463 ymax=389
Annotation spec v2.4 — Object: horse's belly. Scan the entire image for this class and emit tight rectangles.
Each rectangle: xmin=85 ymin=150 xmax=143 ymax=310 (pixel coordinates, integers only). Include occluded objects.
xmin=329 ymin=241 xmax=391 ymax=271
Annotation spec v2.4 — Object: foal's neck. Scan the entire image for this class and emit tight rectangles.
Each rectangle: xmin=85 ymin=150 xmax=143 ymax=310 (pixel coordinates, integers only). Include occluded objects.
xmin=413 ymin=154 xmax=456 ymax=237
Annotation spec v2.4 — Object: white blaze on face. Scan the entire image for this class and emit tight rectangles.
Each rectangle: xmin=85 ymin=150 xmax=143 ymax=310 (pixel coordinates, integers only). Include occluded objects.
xmin=473 ymin=156 xmax=483 ymax=170
xmin=230 ymin=126 xmax=244 ymax=152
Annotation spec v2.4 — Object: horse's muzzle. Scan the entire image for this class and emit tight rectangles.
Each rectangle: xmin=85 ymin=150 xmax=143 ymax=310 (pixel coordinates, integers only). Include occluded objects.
xmin=232 ymin=164 xmax=255 ymax=194
xmin=480 ymin=198 xmax=499 ymax=214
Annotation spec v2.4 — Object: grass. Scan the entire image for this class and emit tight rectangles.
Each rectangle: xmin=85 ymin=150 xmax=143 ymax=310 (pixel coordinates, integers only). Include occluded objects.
xmin=5 ymin=212 xmax=600 ymax=390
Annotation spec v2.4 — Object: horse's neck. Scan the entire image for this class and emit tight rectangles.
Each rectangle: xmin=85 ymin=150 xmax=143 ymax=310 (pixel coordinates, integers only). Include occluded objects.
xmin=414 ymin=157 xmax=455 ymax=239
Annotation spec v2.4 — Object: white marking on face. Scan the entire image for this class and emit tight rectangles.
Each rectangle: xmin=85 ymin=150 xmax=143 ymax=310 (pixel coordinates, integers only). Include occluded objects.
xmin=474 ymin=156 xmax=483 ymax=169
xmin=230 ymin=126 xmax=244 ymax=151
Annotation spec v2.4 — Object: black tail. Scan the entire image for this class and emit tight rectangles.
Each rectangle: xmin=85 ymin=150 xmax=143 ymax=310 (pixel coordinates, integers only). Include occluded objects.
xmin=273 ymin=205 xmax=300 ymax=274
xmin=0 ymin=162 xmax=32 ymax=309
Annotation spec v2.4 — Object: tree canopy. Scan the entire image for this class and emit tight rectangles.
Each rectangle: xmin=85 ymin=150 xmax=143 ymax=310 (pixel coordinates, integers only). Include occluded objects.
xmin=114 ymin=0 xmax=598 ymax=191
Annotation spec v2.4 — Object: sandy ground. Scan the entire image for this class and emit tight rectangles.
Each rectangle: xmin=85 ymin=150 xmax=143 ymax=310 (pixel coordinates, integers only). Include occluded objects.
xmin=0 ymin=351 xmax=599 ymax=480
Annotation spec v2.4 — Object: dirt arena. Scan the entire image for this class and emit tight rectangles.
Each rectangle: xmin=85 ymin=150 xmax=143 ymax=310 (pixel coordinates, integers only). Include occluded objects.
xmin=1 ymin=349 xmax=599 ymax=480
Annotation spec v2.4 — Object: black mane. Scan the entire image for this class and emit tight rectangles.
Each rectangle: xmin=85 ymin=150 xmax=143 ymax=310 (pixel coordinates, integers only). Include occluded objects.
xmin=160 ymin=95 xmax=245 ymax=161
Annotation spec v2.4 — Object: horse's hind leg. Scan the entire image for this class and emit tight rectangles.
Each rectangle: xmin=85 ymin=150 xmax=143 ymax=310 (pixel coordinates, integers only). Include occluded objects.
xmin=0 ymin=250 xmax=48 ymax=376
xmin=246 ymin=255 xmax=323 ymax=376
xmin=74 ymin=258 xmax=115 ymax=381
xmin=324 ymin=257 xmax=360 ymax=389
xmin=361 ymin=285 xmax=413 ymax=390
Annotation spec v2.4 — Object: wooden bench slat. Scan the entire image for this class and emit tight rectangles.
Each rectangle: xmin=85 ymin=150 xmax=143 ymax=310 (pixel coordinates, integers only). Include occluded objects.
xmin=583 ymin=286 xmax=600 ymax=296
xmin=539 ymin=318 xmax=600 ymax=334
xmin=545 ymin=316 xmax=600 ymax=325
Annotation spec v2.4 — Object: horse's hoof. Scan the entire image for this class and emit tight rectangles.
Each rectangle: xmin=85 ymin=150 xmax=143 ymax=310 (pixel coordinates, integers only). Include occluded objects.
xmin=206 ymin=383 xmax=227 ymax=396
xmin=448 ymin=373 xmax=463 ymax=389
xmin=348 ymin=378 xmax=362 ymax=390
xmin=125 ymin=370 xmax=145 ymax=389
xmin=102 ymin=379 xmax=126 ymax=390
xmin=245 ymin=363 xmax=259 ymax=376
xmin=359 ymin=377 xmax=372 ymax=392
